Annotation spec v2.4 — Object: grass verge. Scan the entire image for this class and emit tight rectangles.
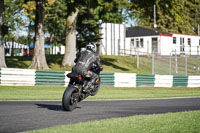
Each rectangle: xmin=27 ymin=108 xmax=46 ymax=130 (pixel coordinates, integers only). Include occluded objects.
xmin=5 ymin=55 xmax=152 ymax=74
xmin=27 ymin=110 xmax=200 ymax=133
xmin=5 ymin=55 xmax=200 ymax=75
xmin=0 ymin=86 xmax=200 ymax=100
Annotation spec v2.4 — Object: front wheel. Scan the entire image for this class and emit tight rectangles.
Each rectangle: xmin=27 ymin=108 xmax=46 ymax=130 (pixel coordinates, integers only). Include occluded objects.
xmin=62 ymin=87 xmax=79 ymax=111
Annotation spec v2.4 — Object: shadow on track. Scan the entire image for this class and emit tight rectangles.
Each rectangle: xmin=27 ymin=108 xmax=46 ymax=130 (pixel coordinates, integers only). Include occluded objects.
xmin=35 ymin=103 xmax=82 ymax=111
xmin=35 ymin=104 xmax=64 ymax=111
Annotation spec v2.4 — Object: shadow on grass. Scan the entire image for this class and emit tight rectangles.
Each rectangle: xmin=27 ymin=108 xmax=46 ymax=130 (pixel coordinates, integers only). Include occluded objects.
xmin=6 ymin=56 xmax=32 ymax=68
xmin=101 ymin=57 xmax=129 ymax=71
xmin=5 ymin=55 xmax=130 ymax=72
xmin=5 ymin=55 xmax=65 ymax=69
xmin=46 ymin=55 xmax=63 ymax=65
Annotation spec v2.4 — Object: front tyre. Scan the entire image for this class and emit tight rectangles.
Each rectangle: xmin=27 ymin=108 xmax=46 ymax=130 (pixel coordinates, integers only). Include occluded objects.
xmin=62 ymin=87 xmax=79 ymax=111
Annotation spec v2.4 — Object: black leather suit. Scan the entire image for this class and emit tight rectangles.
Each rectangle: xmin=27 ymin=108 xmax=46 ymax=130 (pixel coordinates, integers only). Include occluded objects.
xmin=73 ymin=49 xmax=103 ymax=76
xmin=70 ymin=49 xmax=103 ymax=91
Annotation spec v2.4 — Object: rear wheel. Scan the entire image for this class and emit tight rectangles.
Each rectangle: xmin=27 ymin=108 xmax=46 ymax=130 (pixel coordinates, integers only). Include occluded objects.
xmin=62 ymin=87 xmax=79 ymax=111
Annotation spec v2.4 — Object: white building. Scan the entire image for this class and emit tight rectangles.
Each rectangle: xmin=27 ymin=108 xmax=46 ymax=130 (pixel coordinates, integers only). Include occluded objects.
xmin=50 ymin=46 xmax=65 ymax=55
xmin=125 ymin=26 xmax=200 ymax=56
xmin=100 ymin=24 xmax=200 ymax=56
xmin=171 ymin=33 xmax=200 ymax=55
xmin=4 ymin=41 xmax=29 ymax=56
xmin=100 ymin=23 xmax=126 ymax=55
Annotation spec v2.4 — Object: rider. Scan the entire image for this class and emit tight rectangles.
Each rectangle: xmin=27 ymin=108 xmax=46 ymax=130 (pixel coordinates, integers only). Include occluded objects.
xmin=69 ymin=42 xmax=103 ymax=94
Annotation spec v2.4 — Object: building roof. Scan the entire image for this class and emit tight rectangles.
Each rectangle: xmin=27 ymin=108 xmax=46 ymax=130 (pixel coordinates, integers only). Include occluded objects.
xmin=126 ymin=26 xmax=171 ymax=37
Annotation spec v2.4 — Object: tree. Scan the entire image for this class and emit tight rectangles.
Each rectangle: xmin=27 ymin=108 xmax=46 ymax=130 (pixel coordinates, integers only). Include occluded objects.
xmin=22 ymin=0 xmax=36 ymax=46
xmin=75 ymin=0 xmax=131 ymax=54
xmin=0 ymin=0 xmax=7 ymax=68
xmin=4 ymin=0 xmax=25 ymax=43
xmin=45 ymin=0 xmax=67 ymax=48
xmin=130 ymin=0 xmax=200 ymax=34
xmin=62 ymin=0 xmax=108 ymax=66
xmin=188 ymin=0 xmax=200 ymax=35
xmin=155 ymin=0 xmax=195 ymax=34
xmin=76 ymin=6 xmax=101 ymax=50
xmin=62 ymin=0 xmax=131 ymax=66
xmin=0 ymin=0 xmax=25 ymax=68
xmin=62 ymin=2 xmax=80 ymax=67
xmin=29 ymin=0 xmax=49 ymax=70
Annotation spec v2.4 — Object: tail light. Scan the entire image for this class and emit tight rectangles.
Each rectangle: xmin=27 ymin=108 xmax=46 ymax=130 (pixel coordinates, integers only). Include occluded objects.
xmin=78 ymin=76 xmax=82 ymax=80
xmin=75 ymin=75 xmax=82 ymax=81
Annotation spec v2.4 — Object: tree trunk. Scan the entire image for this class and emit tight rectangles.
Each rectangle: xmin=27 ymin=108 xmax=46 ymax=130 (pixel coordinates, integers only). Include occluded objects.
xmin=29 ymin=0 xmax=49 ymax=70
xmin=0 ymin=0 xmax=7 ymax=68
xmin=62 ymin=8 xmax=79 ymax=66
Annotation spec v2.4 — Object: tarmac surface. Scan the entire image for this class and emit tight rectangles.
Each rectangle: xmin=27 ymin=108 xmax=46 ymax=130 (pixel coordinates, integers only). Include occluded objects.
xmin=0 ymin=97 xmax=200 ymax=133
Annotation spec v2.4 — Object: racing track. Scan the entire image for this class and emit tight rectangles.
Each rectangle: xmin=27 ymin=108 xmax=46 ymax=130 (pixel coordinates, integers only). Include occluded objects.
xmin=0 ymin=97 xmax=200 ymax=133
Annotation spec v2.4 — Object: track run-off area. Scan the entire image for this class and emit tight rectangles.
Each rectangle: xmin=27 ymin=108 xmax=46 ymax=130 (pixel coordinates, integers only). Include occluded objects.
xmin=0 ymin=97 xmax=200 ymax=132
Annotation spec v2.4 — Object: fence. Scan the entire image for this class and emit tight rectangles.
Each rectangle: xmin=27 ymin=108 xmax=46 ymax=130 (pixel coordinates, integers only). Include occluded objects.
xmin=1 ymin=68 xmax=200 ymax=87
xmin=0 ymin=68 xmax=114 ymax=87
xmin=122 ymin=49 xmax=200 ymax=76
xmin=115 ymin=73 xmax=200 ymax=87
xmin=153 ymin=52 xmax=200 ymax=76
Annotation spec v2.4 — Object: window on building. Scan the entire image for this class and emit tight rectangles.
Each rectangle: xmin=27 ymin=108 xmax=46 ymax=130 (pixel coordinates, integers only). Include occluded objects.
xmin=188 ymin=38 xmax=191 ymax=45
xmin=173 ymin=37 xmax=176 ymax=44
xmin=131 ymin=39 xmax=134 ymax=47
xmin=136 ymin=39 xmax=139 ymax=47
xmin=140 ymin=38 xmax=144 ymax=47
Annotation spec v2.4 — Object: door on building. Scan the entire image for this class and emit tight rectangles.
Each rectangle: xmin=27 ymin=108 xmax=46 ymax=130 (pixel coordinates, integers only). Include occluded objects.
xmin=180 ymin=37 xmax=185 ymax=53
xmin=152 ymin=38 xmax=158 ymax=54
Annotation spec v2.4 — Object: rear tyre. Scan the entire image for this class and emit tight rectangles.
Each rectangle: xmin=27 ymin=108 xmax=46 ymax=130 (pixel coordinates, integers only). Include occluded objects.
xmin=62 ymin=87 xmax=78 ymax=111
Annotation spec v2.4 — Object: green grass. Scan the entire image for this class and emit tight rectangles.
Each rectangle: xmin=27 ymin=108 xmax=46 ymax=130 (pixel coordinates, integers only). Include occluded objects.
xmin=27 ymin=110 xmax=200 ymax=133
xmin=0 ymin=86 xmax=200 ymax=100
xmin=100 ymin=55 xmax=152 ymax=74
xmin=5 ymin=55 xmax=72 ymax=71
xmin=0 ymin=86 xmax=65 ymax=100
xmin=5 ymin=55 xmax=152 ymax=74
xmin=6 ymin=55 xmax=200 ymax=75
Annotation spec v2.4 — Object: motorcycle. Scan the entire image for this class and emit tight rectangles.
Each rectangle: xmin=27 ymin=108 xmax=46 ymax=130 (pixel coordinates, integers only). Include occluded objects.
xmin=62 ymin=65 xmax=101 ymax=111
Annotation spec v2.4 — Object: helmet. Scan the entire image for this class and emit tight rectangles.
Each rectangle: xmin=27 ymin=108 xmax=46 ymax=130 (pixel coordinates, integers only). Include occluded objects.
xmin=86 ymin=42 xmax=97 ymax=53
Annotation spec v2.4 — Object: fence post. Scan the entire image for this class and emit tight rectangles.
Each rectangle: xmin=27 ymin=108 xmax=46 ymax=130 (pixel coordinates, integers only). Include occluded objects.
xmin=152 ymin=51 xmax=154 ymax=75
xmin=175 ymin=50 xmax=178 ymax=74
xmin=137 ymin=52 xmax=139 ymax=69
xmin=169 ymin=52 xmax=172 ymax=75
xmin=185 ymin=54 xmax=187 ymax=76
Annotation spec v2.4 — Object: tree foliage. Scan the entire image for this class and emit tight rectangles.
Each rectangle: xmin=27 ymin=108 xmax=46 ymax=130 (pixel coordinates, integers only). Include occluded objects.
xmin=131 ymin=0 xmax=200 ymax=34
xmin=76 ymin=0 xmax=131 ymax=50
xmin=45 ymin=0 xmax=67 ymax=46
xmin=4 ymin=0 xmax=24 ymax=40
xmin=1 ymin=0 xmax=25 ymax=68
